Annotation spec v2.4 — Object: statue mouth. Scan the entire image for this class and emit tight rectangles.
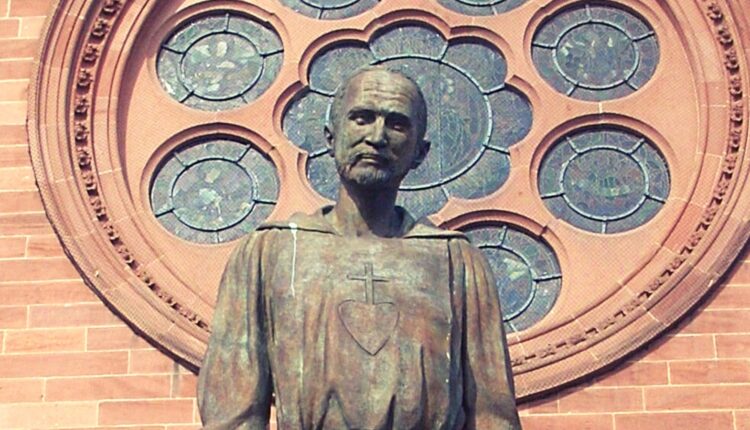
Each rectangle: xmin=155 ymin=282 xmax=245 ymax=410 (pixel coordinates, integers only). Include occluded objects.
xmin=354 ymin=153 xmax=390 ymax=165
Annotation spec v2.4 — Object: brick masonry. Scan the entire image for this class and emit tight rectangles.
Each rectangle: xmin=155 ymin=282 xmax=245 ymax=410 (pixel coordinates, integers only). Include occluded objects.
xmin=1 ymin=1 xmax=749 ymax=429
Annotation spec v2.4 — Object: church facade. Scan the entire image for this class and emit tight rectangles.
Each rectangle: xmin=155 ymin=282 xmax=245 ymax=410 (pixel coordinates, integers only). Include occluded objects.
xmin=0 ymin=0 xmax=749 ymax=428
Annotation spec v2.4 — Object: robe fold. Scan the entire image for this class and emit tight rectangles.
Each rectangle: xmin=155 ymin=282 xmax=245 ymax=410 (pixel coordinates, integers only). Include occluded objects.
xmin=198 ymin=207 xmax=521 ymax=429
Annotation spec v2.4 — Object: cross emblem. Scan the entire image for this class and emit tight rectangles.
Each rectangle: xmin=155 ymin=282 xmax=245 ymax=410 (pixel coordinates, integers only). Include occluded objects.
xmin=338 ymin=262 xmax=399 ymax=356
xmin=347 ymin=263 xmax=390 ymax=305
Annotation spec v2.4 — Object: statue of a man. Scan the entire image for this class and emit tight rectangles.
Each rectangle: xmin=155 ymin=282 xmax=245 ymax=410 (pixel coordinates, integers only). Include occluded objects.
xmin=198 ymin=66 xmax=522 ymax=429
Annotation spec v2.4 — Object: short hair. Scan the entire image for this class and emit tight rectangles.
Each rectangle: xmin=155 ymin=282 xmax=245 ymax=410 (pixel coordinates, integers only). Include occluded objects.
xmin=328 ymin=65 xmax=429 ymax=141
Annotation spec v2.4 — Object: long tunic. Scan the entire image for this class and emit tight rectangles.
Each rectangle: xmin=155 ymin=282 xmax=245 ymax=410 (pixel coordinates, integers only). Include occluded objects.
xmin=198 ymin=209 xmax=521 ymax=429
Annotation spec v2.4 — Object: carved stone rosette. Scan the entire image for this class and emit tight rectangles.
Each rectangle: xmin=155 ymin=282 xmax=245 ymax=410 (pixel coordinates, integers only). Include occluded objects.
xmin=28 ymin=0 xmax=750 ymax=398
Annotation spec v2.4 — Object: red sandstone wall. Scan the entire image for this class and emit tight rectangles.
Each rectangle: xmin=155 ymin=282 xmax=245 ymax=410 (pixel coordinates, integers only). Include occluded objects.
xmin=1 ymin=1 xmax=750 ymax=428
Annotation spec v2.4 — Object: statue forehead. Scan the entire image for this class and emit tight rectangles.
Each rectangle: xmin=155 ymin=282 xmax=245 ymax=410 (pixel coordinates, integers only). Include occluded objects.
xmin=342 ymin=70 xmax=421 ymax=107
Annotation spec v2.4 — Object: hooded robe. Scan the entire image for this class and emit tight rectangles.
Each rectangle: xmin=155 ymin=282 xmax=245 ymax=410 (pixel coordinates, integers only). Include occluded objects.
xmin=198 ymin=207 xmax=521 ymax=429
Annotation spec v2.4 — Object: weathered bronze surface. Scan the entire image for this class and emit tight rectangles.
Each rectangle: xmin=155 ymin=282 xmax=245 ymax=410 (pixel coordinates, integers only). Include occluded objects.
xmin=198 ymin=67 xmax=522 ymax=429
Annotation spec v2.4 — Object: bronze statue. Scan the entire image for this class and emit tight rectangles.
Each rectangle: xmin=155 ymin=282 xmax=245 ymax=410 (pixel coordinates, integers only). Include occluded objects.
xmin=198 ymin=66 xmax=522 ymax=429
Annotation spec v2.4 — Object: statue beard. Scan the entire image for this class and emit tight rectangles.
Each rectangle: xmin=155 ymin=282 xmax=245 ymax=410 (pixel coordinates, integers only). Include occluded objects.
xmin=336 ymin=157 xmax=398 ymax=189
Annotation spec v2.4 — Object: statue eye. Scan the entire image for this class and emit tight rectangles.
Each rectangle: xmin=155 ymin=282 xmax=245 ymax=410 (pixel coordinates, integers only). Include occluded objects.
xmin=387 ymin=114 xmax=411 ymax=132
xmin=350 ymin=110 xmax=375 ymax=125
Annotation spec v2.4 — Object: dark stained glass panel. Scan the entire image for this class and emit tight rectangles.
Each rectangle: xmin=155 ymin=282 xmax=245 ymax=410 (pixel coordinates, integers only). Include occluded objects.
xmin=437 ymin=0 xmax=528 ymax=17
xmin=464 ymin=224 xmax=562 ymax=333
xmin=538 ymin=128 xmax=670 ymax=233
xmin=308 ymin=44 xmax=376 ymax=95
xmin=280 ymin=0 xmax=379 ymax=20
xmin=532 ymin=3 xmax=659 ymax=101
xmin=370 ymin=25 xmax=447 ymax=59
xmin=157 ymin=13 xmax=283 ymax=111
xmin=283 ymin=26 xmax=533 ymax=219
xmin=150 ymin=138 xmax=279 ymax=243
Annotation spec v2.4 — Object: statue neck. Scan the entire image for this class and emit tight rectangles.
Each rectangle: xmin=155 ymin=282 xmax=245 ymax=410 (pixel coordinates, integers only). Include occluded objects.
xmin=329 ymin=181 xmax=402 ymax=238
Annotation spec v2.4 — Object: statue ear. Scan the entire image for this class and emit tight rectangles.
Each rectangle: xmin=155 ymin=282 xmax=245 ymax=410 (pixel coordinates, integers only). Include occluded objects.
xmin=411 ymin=139 xmax=430 ymax=169
xmin=324 ymin=125 xmax=335 ymax=156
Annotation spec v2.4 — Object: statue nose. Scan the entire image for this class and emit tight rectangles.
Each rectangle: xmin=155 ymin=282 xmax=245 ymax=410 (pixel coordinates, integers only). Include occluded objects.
xmin=364 ymin=118 xmax=387 ymax=147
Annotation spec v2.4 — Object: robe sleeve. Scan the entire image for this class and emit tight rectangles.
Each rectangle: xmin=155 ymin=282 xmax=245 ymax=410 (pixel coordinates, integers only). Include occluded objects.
xmin=453 ymin=239 xmax=522 ymax=430
xmin=198 ymin=232 xmax=272 ymax=430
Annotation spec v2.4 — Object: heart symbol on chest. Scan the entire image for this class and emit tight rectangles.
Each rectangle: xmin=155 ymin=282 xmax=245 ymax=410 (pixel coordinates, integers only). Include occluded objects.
xmin=338 ymin=300 xmax=399 ymax=356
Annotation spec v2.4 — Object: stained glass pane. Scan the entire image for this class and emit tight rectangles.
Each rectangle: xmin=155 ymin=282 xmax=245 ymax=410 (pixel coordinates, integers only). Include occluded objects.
xmin=243 ymin=52 xmax=283 ymax=102
xmin=284 ymin=24 xmax=533 ymax=216
xmin=308 ymin=43 xmax=375 ymax=94
xmin=280 ymin=0 xmax=378 ymax=20
xmin=443 ymin=150 xmax=510 ymax=200
xmin=150 ymin=157 xmax=182 ymax=216
xmin=437 ymin=0 xmax=528 ymax=16
xmin=488 ymin=88 xmax=533 ymax=150
xmin=239 ymin=149 xmax=280 ymax=202
xmin=396 ymin=186 xmax=449 ymax=220
xmin=539 ymin=127 xmax=670 ymax=233
xmin=176 ymin=138 xmax=247 ymax=164
xmin=165 ymin=16 xmax=225 ymax=52
xmin=464 ymin=225 xmax=562 ymax=333
xmin=227 ymin=17 xmax=283 ymax=54
xmin=150 ymin=138 xmax=279 ymax=243
xmin=156 ymin=51 xmax=189 ymax=102
xmin=532 ymin=3 xmax=659 ymax=101
xmin=157 ymin=13 xmax=283 ymax=111
xmin=282 ymin=90 xmax=331 ymax=154
xmin=370 ymin=25 xmax=447 ymax=60
xmin=385 ymin=59 xmax=486 ymax=189
xmin=307 ymin=153 xmax=339 ymax=201
xmin=172 ymin=160 xmax=254 ymax=231
xmin=443 ymin=40 xmax=507 ymax=92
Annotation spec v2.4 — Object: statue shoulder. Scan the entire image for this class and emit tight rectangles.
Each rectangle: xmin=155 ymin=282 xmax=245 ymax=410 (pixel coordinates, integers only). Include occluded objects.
xmin=404 ymin=222 xmax=470 ymax=242
xmin=256 ymin=211 xmax=334 ymax=234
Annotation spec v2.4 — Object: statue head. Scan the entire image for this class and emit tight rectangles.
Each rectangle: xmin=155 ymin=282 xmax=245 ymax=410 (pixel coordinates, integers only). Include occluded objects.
xmin=325 ymin=66 xmax=430 ymax=190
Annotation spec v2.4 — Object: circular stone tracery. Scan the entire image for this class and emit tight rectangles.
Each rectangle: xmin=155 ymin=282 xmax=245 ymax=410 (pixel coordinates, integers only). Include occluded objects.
xmin=538 ymin=128 xmax=670 ymax=233
xmin=283 ymin=25 xmax=533 ymax=218
xmin=463 ymin=225 xmax=562 ymax=333
xmin=157 ymin=12 xmax=284 ymax=111
xmin=532 ymin=3 xmax=659 ymax=101
xmin=437 ymin=0 xmax=528 ymax=16
xmin=150 ymin=139 xmax=279 ymax=244
xmin=280 ymin=0 xmax=378 ymax=20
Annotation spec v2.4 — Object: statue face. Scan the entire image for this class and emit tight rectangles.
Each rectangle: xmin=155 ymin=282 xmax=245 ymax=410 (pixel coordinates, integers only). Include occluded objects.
xmin=326 ymin=70 xmax=428 ymax=189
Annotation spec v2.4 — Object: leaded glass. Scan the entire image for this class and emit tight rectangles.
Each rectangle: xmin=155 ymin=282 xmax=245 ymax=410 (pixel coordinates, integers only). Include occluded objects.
xmin=308 ymin=44 xmax=376 ymax=95
xmin=280 ymin=0 xmax=379 ymax=20
xmin=464 ymin=225 xmax=562 ymax=333
xmin=532 ymin=3 xmax=659 ymax=101
xmin=157 ymin=13 xmax=283 ymax=111
xmin=150 ymin=138 xmax=279 ymax=243
xmin=538 ymin=128 xmax=670 ymax=233
xmin=437 ymin=0 xmax=528 ymax=17
xmin=283 ymin=26 xmax=533 ymax=219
